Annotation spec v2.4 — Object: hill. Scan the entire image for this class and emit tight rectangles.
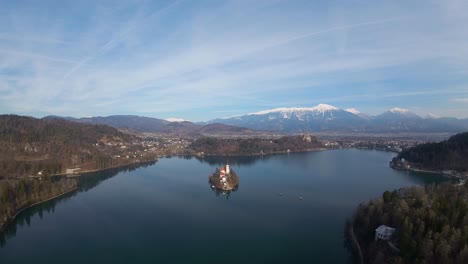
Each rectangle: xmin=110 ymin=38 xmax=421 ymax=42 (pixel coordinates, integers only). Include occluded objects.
xmin=44 ymin=115 xmax=169 ymax=132
xmin=391 ymin=132 xmax=468 ymax=173
xmin=0 ymin=115 xmax=156 ymax=178
xmin=46 ymin=115 xmax=257 ymax=136
xmin=189 ymin=134 xmax=323 ymax=156
xmin=160 ymin=122 xmax=252 ymax=136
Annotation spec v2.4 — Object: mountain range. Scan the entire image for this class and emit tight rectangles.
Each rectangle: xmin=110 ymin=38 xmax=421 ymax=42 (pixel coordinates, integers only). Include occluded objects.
xmin=44 ymin=104 xmax=468 ymax=134
xmin=207 ymin=104 xmax=468 ymax=133
xmin=44 ymin=115 xmax=254 ymax=137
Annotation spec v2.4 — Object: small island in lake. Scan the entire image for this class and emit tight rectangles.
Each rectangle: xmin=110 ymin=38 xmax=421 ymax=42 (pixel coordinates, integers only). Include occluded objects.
xmin=209 ymin=162 xmax=239 ymax=192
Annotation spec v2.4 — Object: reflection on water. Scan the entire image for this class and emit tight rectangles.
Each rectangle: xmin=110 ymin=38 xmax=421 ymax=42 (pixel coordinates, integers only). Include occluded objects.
xmin=0 ymin=161 xmax=157 ymax=248
xmin=210 ymin=183 xmax=239 ymax=199
xmin=0 ymin=187 xmax=76 ymax=247
xmin=0 ymin=151 xmax=450 ymax=263
xmin=194 ymin=155 xmax=271 ymax=167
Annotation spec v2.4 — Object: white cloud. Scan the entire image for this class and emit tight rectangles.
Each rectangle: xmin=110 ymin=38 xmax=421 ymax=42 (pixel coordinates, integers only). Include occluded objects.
xmin=0 ymin=0 xmax=468 ymax=119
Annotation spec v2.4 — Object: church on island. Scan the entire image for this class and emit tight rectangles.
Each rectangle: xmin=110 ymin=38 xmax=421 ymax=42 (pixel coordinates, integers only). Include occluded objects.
xmin=209 ymin=162 xmax=239 ymax=193
xmin=219 ymin=163 xmax=230 ymax=177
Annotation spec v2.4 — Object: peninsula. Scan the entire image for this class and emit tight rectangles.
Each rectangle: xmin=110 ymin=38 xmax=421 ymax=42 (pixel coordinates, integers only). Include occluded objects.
xmin=390 ymin=131 xmax=468 ymax=179
xmin=349 ymin=131 xmax=468 ymax=263
xmin=349 ymin=183 xmax=468 ymax=263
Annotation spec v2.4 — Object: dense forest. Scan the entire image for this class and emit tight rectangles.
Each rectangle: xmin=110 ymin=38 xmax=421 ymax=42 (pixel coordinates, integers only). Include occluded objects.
xmin=0 ymin=177 xmax=77 ymax=232
xmin=189 ymin=134 xmax=323 ymax=155
xmin=394 ymin=132 xmax=468 ymax=172
xmin=0 ymin=115 xmax=156 ymax=178
xmin=352 ymin=183 xmax=468 ymax=264
xmin=0 ymin=161 xmax=157 ymax=238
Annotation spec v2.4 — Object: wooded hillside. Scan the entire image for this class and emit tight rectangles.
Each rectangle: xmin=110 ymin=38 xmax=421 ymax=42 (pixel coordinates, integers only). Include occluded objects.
xmin=189 ymin=134 xmax=322 ymax=155
xmin=0 ymin=115 xmax=154 ymax=178
xmin=395 ymin=132 xmax=468 ymax=172
xmin=353 ymin=183 xmax=468 ymax=263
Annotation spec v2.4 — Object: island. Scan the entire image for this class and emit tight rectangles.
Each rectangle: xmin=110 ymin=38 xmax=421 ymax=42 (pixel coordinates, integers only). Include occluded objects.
xmin=209 ymin=162 xmax=239 ymax=197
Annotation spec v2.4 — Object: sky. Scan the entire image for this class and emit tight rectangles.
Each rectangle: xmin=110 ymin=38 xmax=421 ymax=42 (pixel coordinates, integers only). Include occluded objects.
xmin=0 ymin=0 xmax=468 ymax=121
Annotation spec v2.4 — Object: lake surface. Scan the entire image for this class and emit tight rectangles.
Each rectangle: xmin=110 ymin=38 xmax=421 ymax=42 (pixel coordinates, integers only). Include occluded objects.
xmin=0 ymin=150 xmax=445 ymax=264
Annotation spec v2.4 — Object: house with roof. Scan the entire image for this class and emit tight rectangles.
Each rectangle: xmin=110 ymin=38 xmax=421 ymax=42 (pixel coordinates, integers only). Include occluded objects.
xmin=375 ymin=225 xmax=395 ymax=241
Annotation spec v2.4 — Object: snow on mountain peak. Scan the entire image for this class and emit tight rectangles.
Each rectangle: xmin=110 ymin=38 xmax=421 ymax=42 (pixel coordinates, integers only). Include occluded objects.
xmin=345 ymin=108 xmax=360 ymax=115
xmin=251 ymin=107 xmax=300 ymax=115
xmin=389 ymin=107 xmax=410 ymax=114
xmin=425 ymin=113 xmax=439 ymax=119
xmin=249 ymin=104 xmax=340 ymax=116
xmin=165 ymin=118 xmax=186 ymax=122
xmin=311 ymin=104 xmax=339 ymax=112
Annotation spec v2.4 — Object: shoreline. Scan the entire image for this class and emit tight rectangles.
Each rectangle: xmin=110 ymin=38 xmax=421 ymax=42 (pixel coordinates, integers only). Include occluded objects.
xmin=1 ymin=159 xmax=158 ymax=235
xmin=390 ymin=163 xmax=465 ymax=180
xmin=193 ymin=148 xmax=327 ymax=157
xmin=348 ymin=217 xmax=364 ymax=264
xmin=0 ymin=187 xmax=78 ymax=234
xmin=54 ymin=157 xmax=159 ymax=177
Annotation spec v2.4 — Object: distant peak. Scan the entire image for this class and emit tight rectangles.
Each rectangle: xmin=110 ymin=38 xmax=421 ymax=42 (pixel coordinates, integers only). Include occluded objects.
xmin=249 ymin=103 xmax=340 ymax=115
xmin=250 ymin=107 xmax=298 ymax=115
xmin=389 ymin=107 xmax=410 ymax=114
xmin=311 ymin=104 xmax=339 ymax=112
xmin=425 ymin=113 xmax=439 ymax=119
xmin=165 ymin=118 xmax=186 ymax=122
xmin=345 ymin=108 xmax=360 ymax=115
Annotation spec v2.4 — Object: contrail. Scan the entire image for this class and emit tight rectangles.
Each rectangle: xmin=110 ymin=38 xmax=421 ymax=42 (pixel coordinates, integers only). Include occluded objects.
xmin=63 ymin=0 xmax=184 ymax=79
xmin=260 ymin=16 xmax=407 ymax=52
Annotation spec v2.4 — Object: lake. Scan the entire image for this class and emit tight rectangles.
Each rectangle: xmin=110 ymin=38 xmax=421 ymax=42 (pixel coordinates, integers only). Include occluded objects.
xmin=0 ymin=150 xmax=445 ymax=263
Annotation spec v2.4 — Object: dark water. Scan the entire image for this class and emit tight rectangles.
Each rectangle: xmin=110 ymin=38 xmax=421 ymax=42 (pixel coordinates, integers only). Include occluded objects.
xmin=0 ymin=150 xmax=445 ymax=264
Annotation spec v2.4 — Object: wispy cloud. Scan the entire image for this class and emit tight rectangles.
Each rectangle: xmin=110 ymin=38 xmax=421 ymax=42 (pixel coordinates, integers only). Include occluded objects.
xmin=452 ymin=98 xmax=468 ymax=103
xmin=1 ymin=0 xmax=468 ymax=120
xmin=62 ymin=0 xmax=184 ymax=79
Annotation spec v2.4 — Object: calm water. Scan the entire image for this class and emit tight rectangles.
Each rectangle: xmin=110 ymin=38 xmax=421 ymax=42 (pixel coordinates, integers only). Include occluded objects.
xmin=0 ymin=150 xmax=445 ymax=264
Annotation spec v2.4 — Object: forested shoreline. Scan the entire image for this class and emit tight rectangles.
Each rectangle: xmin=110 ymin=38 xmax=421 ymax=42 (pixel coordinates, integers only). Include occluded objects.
xmin=391 ymin=132 xmax=468 ymax=173
xmin=351 ymin=183 xmax=468 ymax=263
xmin=0 ymin=115 xmax=160 ymax=235
xmin=0 ymin=177 xmax=77 ymax=233
xmin=0 ymin=115 xmax=157 ymax=178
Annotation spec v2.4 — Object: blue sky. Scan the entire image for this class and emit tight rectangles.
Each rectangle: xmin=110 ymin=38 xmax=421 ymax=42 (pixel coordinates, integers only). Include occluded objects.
xmin=1 ymin=0 xmax=467 ymax=121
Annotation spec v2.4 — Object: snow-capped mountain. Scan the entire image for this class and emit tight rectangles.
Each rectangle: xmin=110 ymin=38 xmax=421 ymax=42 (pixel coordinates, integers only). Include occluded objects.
xmin=375 ymin=108 xmax=421 ymax=120
xmin=371 ymin=108 xmax=426 ymax=132
xmin=209 ymin=104 xmax=366 ymax=132
xmin=208 ymin=104 xmax=468 ymax=133
xmin=345 ymin=108 xmax=361 ymax=115
xmin=345 ymin=108 xmax=370 ymax=119
xmin=249 ymin=104 xmax=340 ymax=119
xmin=165 ymin=118 xmax=187 ymax=122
